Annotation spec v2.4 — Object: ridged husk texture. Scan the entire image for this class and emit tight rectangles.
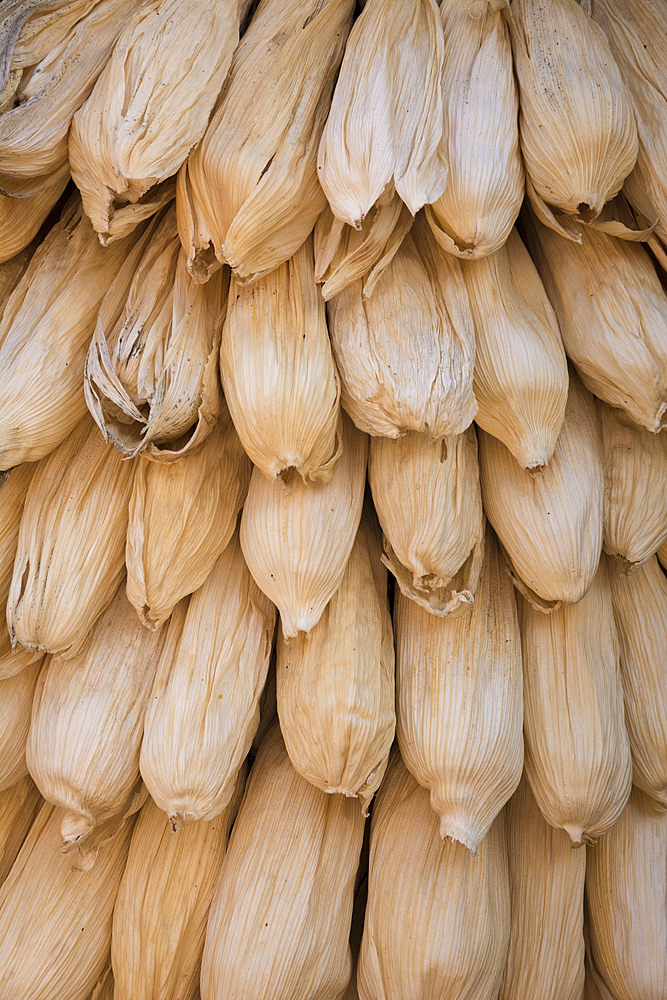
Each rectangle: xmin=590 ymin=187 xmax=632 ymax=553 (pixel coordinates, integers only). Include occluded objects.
xmin=395 ymin=525 xmax=523 ymax=852
xmin=426 ymin=0 xmax=524 ymax=259
xmin=478 ymin=370 xmax=604 ymax=610
xmin=358 ymin=750 xmax=509 ymax=1000
xmin=0 ymin=656 xmax=41 ymax=791
xmin=240 ymin=412 xmax=367 ymax=638
xmin=0 ymin=240 xmax=33 ymax=314
xmin=0 ymin=159 xmax=69 ymax=264
xmin=0 ymin=460 xmax=36 ymax=657
xmin=140 ymin=532 xmax=276 ymax=830
xmin=518 ymin=556 xmax=632 ymax=845
xmin=201 ymin=722 xmax=364 ymax=1000
xmin=462 ymin=226 xmax=568 ymax=469
xmin=277 ymin=507 xmax=395 ymax=812
xmin=0 ymin=773 xmax=42 ymax=887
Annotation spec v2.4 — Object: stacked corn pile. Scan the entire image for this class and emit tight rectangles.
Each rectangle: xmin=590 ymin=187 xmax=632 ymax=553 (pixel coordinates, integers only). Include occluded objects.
xmin=0 ymin=0 xmax=666 ymax=997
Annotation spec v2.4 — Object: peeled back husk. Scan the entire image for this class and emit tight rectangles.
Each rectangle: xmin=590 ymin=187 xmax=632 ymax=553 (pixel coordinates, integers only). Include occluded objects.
xmin=0 ymin=657 xmax=42 ymax=791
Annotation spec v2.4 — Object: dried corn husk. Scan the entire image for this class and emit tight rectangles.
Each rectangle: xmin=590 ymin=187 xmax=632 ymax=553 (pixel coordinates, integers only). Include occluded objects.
xmin=462 ymin=227 xmax=568 ymax=469
xmin=0 ymin=240 xmax=33 ymax=313
xmin=0 ymin=0 xmax=100 ymax=82
xmin=507 ymin=0 xmax=638 ymax=238
xmin=178 ymin=0 xmax=354 ymax=284
xmin=0 ymin=460 xmax=36 ymax=614
xmin=478 ymin=370 xmax=604 ymax=610
xmin=0 ymin=197 xmax=153 ymax=470
xmin=426 ymin=0 xmax=523 ymax=259
xmin=85 ymin=204 xmax=225 ymax=460
xmin=599 ymin=401 xmax=667 ymax=568
xmin=201 ymin=722 xmax=365 ymax=1000
xmin=519 ymin=556 xmax=632 ymax=844
xmin=88 ymin=966 xmax=114 ymax=1000
xmin=69 ymin=0 xmax=249 ymax=244
xmin=0 ymin=773 xmax=42 ymax=886
xmin=607 ymin=554 xmax=667 ymax=809
xmin=395 ymin=525 xmax=523 ymax=852
xmin=586 ymin=785 xmax=667 ymax=1000
xmin=0 ymin=802 xmax=136 ymax=1000
xmin=318 ymin=0 xmax=447 ymax=228
xmin=327 ymin=211 xmax=477 ymax=439
xmin=141 ymin=531 xmax=276 ymax=830
xmin=499 ymin=774 xmax=586 ymax=1000
xmin=26 ymin=584 xmax=167 ymax=850
xmin=524 ymin=202 xmax=667 ymax=433
xmin=658 ymin=541 xmax=667 ymax=572
xmin=0 ymin=159 xmax=69 ymax=264
xmin=358 ymin=750 xmax=509 ymax=1000
xmin=126 ymin=406 xmax=250 ymax=628
xmin=277 ymin=507 xmax=395 ymax=812
xmin=369 ymin=427 xmax=484 ymax=616
xmin=112 ymin=772 xmax=245 ymax=1000
xmin=0 ymin=657 xmax=41 ymax=790
xmin=8 ymin=415 xmax=136 ymax=657
xmin=220 ymin=234 xmax=340 ymax=483
xmin=240 ymin=412 xmax=367 ymax=638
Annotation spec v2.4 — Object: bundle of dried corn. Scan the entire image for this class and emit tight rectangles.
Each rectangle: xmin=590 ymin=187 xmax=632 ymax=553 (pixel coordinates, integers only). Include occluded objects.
xmin=201 ymin=723 xmax=365 ymax=1000
xmin=0 ymin=658 xmax=42 ymax=791
xmin=126 ymin=406 xmax=250 ymax=629
xmin=69 ymin=0 xmax=249 ymax=244
xmin=358 ymin=751 xmax=509 ymax=1000
xmin=395 ymin=525 xmax=523 ymax=852
xmin=318 ymin=0 xmax=446 ymax=229
xmin=178 ymin=0 xmax=354 ymax=284
xmin=220 ymin=234 xmax=340 ymax=483
xmin=0 ymin=159 xmax=69 ymax=264
xmin=26 ymin=585 xmax=167 ymax=852
xmin=586 ymin=785 xmax=667 ymax=1000
xmin=0 ymin=774 xmax=42 ymax=887
xmin=499 ymin=775 xmax=586 ymax=1000
xmin=479 ymin=371 xmax=603 ymax=610
xmin=0 ymin=803 xmax=136 ymax=1000
xmin=462 ymin=227 xmax=568 ymax=469
xmin=426 ymin=0 xmax=523 ymax=259
xmin=141 ymin=532 xmax=276 ymax=831
xmin=240 ymin=412 xmax=367 ymax=638
xmin=507 ymin=0 xmax=638 ymax=239
xmin=519 ymin=556 xmax=632 ymax=845
xmin=85 ymin=204 xmax=225 ymax=460
xmin=277 ymin=507 xmax=395 ymax=813
xmin=8 ymin=416 xmax=136 ymax=657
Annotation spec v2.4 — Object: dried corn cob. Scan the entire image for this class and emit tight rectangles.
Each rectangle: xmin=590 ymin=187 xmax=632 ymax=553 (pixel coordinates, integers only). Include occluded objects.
xmin=0 ymin=773 xmax=42 ymax=886
xmin=0 ymin=159 xmax=69 ymax=264
xmin=0 ymin=657 xmax=41 ymax=791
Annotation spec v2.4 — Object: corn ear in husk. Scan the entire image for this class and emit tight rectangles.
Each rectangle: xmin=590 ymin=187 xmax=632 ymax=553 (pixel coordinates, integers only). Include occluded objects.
xmin=478 ymin=370 xmax=604 ymax=610
xmin=369 ymin=426 xmax=484 ymax=617
xmin=358 ymin=750 xmax=509 ymax=1000
xmin=0 ymin=657 xmax=42 ymax=791
xmin=141 ymin=532 xmax=276 ymax=830
xmin=462 ymin=226 xmax=568 ymax=469
xmin=0 ymin=240 xmax=33 ymax=314
xmin=0 ymin=159 xmax=69 ymax=264
xmin=240 ymin=412 xmax=367 ymax=638
xmin=0 ymin=773 xmax=42 ymax=886
xmin=201 ymin=722 xmax=365 ymax=1000
xmin=277 ymin=507 xmax=395 ymax=812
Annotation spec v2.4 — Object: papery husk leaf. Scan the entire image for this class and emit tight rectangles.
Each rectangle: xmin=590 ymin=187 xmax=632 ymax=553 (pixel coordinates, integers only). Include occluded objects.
xmin=0 ymin=239 xmax=33 ymax=312
xmin=0 ymin=159 xmax=68 ymax=264
xmin=0 ymin=656 xmax=41 ymax=791
xmin=0 ymin=773 xmax=42 ymax=886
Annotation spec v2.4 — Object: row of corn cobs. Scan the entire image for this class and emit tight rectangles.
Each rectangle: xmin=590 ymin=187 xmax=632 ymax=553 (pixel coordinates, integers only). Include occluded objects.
xmin=0 ymin=0 xmax=666 ymax=998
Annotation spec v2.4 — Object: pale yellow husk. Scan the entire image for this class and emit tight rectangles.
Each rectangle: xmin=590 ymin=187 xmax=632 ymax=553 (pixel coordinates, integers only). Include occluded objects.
xmin=8 ymin=415 xmax=136 ymax=657
xmin=126 ymin=405 xmax=251 ymax=628
xmin=240 ymin=412 xmax=367 ymax=638
xmin=658 ymin=540 xmax=667 ymax=572
xmin=88 ymin=966 xmax=114 ymax=1000
xmin=462 ymin=226 xmax=568 ymax=469
xmin=357 ymin=750 xmax=509 ymax=1000
xmin=220 ymin=234 xmax=340 ymax=483
xmin=427 ymin=0 xmax=524 ymax=259
xmin=518 ymin=556 xmax=632 ymax=844
xmin=201 ymin=722 xmax=365 ymax=1000
xmin=0 ymin=773 xmax=42 ymax=886
xmin=317 ymin=0 xmax=447 ymax=228
xmin=0 ymin=159 xmax=69 ymax=264
xmin=0 ymin=656 xmax=41 ymax=791
xmin=0 ymin=196 xmax=153 ymax=470
xmin=586 ymin=785 xmax=667 ymax=1000
xmin=112 ymin=772 xmax=245 ymax=1000
xmin=69 ymin=0 xmax=248 ymax=244
xmin=85 ymin=204 xmax=225 ymax=460
xmin=507 ymin=0 xmax=638 ymax=237
xmin=0 ymin=239 xmax=33 ymax=313
xmin=499 ymin=774 xmax=586 ymax=1000
xmin=478 ymin=370 xmax=604 ymax=610
xmin=140 ymin=531 xmax=276 ymax=830
xmin=524 ymin=202 xmax=667 ymax=433
xmin=326 ymin=211 xmax=477 ymax=439
xmin=369 ymin=427 xmax=484 ymax=617
xmin=0 ymin=0 xmax=101 ymax=80
xmin=395 ymin=525 xmax=523 ymax=852
xmin=607 ymin=554 xmax=667 ymax=809
xmin=276 ymin=506 xmax=395 ymax=812
xmin=0 ymin=461 xmax=36 ymax=628
xmin=0 ymin=802 xmax=136 ymax=1000
xmin=178 ymin=0 xmax=354 ymax=284
xmin=599 ymin=401 xmax=667 ymax=568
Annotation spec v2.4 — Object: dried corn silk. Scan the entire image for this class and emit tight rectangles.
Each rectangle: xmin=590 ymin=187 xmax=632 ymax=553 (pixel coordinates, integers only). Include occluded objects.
xmin=0 ymin=656 xmax=41 ymax=791
xmin=0 ymin=773 xmax=42 ymax=886
xmin=0 ymin=159 xmax=69 ymax=264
